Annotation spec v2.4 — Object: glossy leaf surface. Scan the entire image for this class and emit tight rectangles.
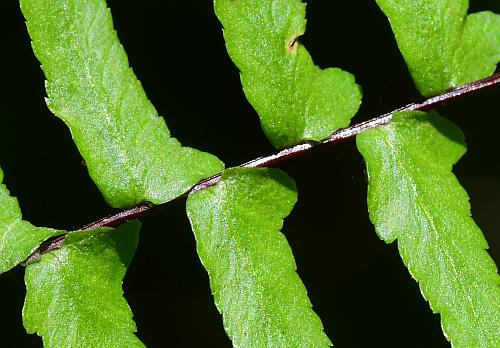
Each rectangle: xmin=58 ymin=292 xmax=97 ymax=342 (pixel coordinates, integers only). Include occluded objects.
xmin=187 ymin=168 xmax=331 ymax=347
xmin=375 ymin=0 xmax=500 ymax=96
xmin=20 ymin=0 xmax=224 ymax=208
xmin=215 ymin=0 xmax=362 ymax=148
xmin=23 ymin=221 xmax=144 ymax=348
xmin=357 ymin=111 xmax=500 ymax=347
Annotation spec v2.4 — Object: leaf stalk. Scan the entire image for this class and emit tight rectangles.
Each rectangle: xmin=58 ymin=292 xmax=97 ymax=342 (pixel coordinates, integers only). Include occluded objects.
xmin=28 ymin=73 xmax=500 ymax=259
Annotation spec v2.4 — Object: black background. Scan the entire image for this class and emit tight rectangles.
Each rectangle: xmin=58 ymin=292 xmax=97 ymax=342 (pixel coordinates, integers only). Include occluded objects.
xmin=0 ymin=1 xmax=499 ymax=347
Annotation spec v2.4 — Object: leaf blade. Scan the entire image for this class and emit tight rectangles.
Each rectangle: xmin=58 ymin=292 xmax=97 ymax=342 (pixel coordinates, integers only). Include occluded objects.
xmin=375 ymin=0 xmax=500 ymax=96
xmin=356 ymin=111 xmax=500 ymax=347
xmin=187 ymin=168 xmax=331 ymax=347
xmin=0 ymin=167 xmax=62 ymax=274
xmin=20 ymin=0 xmax=224 ymax=208
xmin=23 ymin=221 xmax=144 ymax=348
xmin=453 ymin=11 xmax=500 ymax=87
xmin=215 ymin=0 xmax=362 ymax=148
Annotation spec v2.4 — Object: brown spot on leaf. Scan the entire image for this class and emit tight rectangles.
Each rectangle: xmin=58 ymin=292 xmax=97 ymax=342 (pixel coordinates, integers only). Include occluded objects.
xmin=287 ymin=37 xmax=298 ymax=53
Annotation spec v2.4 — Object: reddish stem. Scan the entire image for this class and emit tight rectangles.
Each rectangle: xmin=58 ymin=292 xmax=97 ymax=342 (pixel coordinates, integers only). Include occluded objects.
xmin=27 ymin=73 xmax=500 ymax=260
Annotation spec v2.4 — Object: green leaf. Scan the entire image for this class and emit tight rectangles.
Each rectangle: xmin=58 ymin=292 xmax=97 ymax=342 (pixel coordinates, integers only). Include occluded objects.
xmin=186 ymin=168 xmax=331 ymax=347
xmin=23 ymin=221 xmax=144 ymax=348
xmin=375 ymin=0 xmax=500 ymax=96
xmin=20 ymin=0 xmax=224 ymax=208
xmin=0 ymin=166 xmax=62 ymax=274
xmin=215 ymin=0 xmax=362 ymax=148
xmin=356 ymin=111 xmax=500 ymax=347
